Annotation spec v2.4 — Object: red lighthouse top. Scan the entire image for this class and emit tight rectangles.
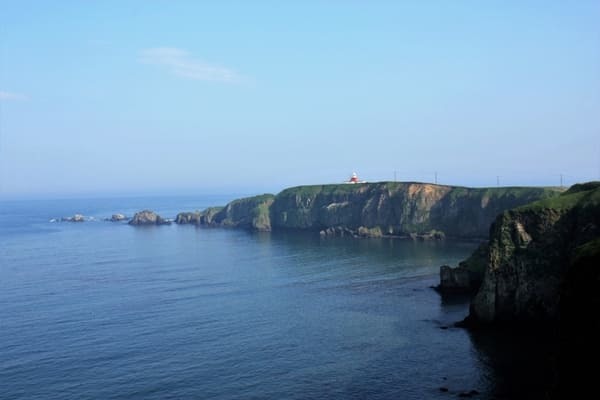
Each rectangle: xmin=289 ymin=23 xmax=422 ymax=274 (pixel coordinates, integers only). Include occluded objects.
xmin=349 ymin=172 xmax=359 ymax=183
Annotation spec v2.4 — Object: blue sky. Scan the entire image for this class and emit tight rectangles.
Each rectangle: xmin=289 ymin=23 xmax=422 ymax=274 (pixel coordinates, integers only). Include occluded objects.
xmin=1 ymin=1 xmax=599 ymax=198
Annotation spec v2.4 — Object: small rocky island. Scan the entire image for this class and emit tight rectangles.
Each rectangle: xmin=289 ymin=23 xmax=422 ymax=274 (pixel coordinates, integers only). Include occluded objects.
xmin=61 ymin=214 xmax=86 ymax=222
xmin=129 ymin=210 xmax=171 ymax=226
xmin=108 ymin=213 xmax=128 ymax=222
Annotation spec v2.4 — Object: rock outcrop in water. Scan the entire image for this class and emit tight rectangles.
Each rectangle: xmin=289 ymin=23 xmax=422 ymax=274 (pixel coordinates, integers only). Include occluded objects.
xmin=438 ymin=242 xmax=488 ymax=294
xmin=129 ymin=210 xmax=171 ymax=226
xmin=180 ymin=182 xmax=560 ymax=237
xmin=108 ymin=213 xmax=127 ymax=222
xmin=62 ymin=214 xmax=85 ymax=222
xmin=175 ymin=207 xmax=223 ymax=226
xmin=174 ymin=211 xmax=202 ymax=224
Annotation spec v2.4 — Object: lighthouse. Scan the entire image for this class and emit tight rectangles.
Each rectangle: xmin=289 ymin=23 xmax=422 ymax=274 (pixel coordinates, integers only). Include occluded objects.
xmin=348 ymin=172 xmax=360 ymax=184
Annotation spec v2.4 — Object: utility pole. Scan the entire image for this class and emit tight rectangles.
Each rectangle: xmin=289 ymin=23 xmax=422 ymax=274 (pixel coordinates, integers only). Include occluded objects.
xmin=560 ymin=174 xmax=562 ymax=188
xmin=434 ymin=171 xmax=438 ymax=185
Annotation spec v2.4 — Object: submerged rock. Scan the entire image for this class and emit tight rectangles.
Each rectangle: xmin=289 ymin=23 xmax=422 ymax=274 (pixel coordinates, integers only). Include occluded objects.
xmin=357 ymin=226 xmax=383 ymax=238
xmin=458 ymin=390 xmax=480 ymax=398
xmin=319 ymin=226 xmax=358 ymax=237
xmin=129 ymin=210 xmax=171 ymax=226
xmin=62 ymin=214 xmax=85 ymax=222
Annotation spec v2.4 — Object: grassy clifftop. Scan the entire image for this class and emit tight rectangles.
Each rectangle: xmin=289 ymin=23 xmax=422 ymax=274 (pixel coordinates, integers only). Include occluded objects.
xmin=516 ymin=181 xmax=600 ymax=211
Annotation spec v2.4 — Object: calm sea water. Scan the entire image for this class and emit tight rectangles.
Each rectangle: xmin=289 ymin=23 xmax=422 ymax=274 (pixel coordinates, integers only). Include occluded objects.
xmin=0 ymin=196 xmax=554 ymax=399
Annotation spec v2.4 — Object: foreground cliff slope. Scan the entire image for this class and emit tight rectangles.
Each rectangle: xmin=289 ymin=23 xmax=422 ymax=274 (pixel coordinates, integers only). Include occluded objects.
xmin=454 ymin=183 xmax=600 ymax=399
xmin=465 ymin=182 xmax=600 ymax=324
xmin=180 ymin=182 xmax=560 ymax=239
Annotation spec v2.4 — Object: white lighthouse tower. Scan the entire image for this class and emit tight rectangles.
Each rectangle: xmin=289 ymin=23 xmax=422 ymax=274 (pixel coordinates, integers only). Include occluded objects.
xmin=347 ymin=172 xmax=365 ymax=184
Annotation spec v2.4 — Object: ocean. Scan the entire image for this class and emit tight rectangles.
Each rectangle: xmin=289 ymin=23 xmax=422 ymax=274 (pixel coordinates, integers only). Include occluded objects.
xmin=0 ymin=195 xmax=553 ymax=399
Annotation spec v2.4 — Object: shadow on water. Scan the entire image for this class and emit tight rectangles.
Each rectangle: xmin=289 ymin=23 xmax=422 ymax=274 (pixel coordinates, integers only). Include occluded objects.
xmin=465 ymin=325 xmax=557 ymax=399
xmin=439 ymin=292 xmax=475 ymax=307
xmin=434 ymin=290 xmax=558 ymax=399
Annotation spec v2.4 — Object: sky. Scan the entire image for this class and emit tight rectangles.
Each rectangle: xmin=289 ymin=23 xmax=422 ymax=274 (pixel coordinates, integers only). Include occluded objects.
xmin=1 ymin=1 xmax=599 ymax=199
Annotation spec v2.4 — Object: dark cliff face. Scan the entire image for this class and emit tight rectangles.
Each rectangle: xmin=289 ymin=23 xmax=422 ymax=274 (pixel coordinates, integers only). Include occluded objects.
xmin=269 ymin=182 xmax=559 ymax=238
xmin=466 ymin=182 xmax=600 ymax=324
xmin=270 ymin=183 xmax=447 ymax=233
xmin=455 ymin=183 xmax=600 ymax=399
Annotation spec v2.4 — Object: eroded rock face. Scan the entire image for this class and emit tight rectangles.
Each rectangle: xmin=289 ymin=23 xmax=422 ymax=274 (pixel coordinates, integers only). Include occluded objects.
xmin=471 ymin=209 xmax=567 ymax=323
xmin=269 ymin=183 xmax=559 ymax=239
xmin=466 ymin=182 xmax=600 ymax=324
xmin=175 ymin=207 xmax=225 ymax=226
xmin=439 ymin=265 xmax=474 ymax=293
xmin=175 ymin=212 xmax=202 ymax=224
xmin=129 ymin=210 xmax=170 ymax=226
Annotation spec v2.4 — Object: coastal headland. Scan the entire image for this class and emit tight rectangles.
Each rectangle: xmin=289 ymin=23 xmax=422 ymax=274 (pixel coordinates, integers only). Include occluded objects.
xmin=172 ymin=181 xmax=561 ymax=240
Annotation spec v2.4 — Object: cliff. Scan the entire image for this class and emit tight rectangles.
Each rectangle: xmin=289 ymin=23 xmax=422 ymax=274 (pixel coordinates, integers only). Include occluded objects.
xmin=271 ymin=183 xmax=559 ymax=238
xmin=177 ymin=194 xmax=274 ymax=231
xmin=183 ymin=182 xmax=560 ymax=237
xmin=447 ymin=182 xmax=600 ymax=398
xmin=452 ymin=182 xmax=600 ymax=324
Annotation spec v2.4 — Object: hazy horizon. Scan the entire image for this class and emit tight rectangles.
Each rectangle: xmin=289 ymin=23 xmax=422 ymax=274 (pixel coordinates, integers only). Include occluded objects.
xmin=1 ymin=1 xmax=599 ymax=198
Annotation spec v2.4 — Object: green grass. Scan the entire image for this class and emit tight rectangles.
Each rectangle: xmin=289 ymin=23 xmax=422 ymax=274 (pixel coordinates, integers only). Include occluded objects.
xmin=564 ymin=181 xmax=600 ymax=195
xmin=278 ymin=182 xmax=563 ymax=200
xmin=229 ymin=193 xmax=275 ymax=205
xmin=518 ymin=183 xmax=600 ymax=212
xmin=278 ymin=183 xmax=370 ymax=197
